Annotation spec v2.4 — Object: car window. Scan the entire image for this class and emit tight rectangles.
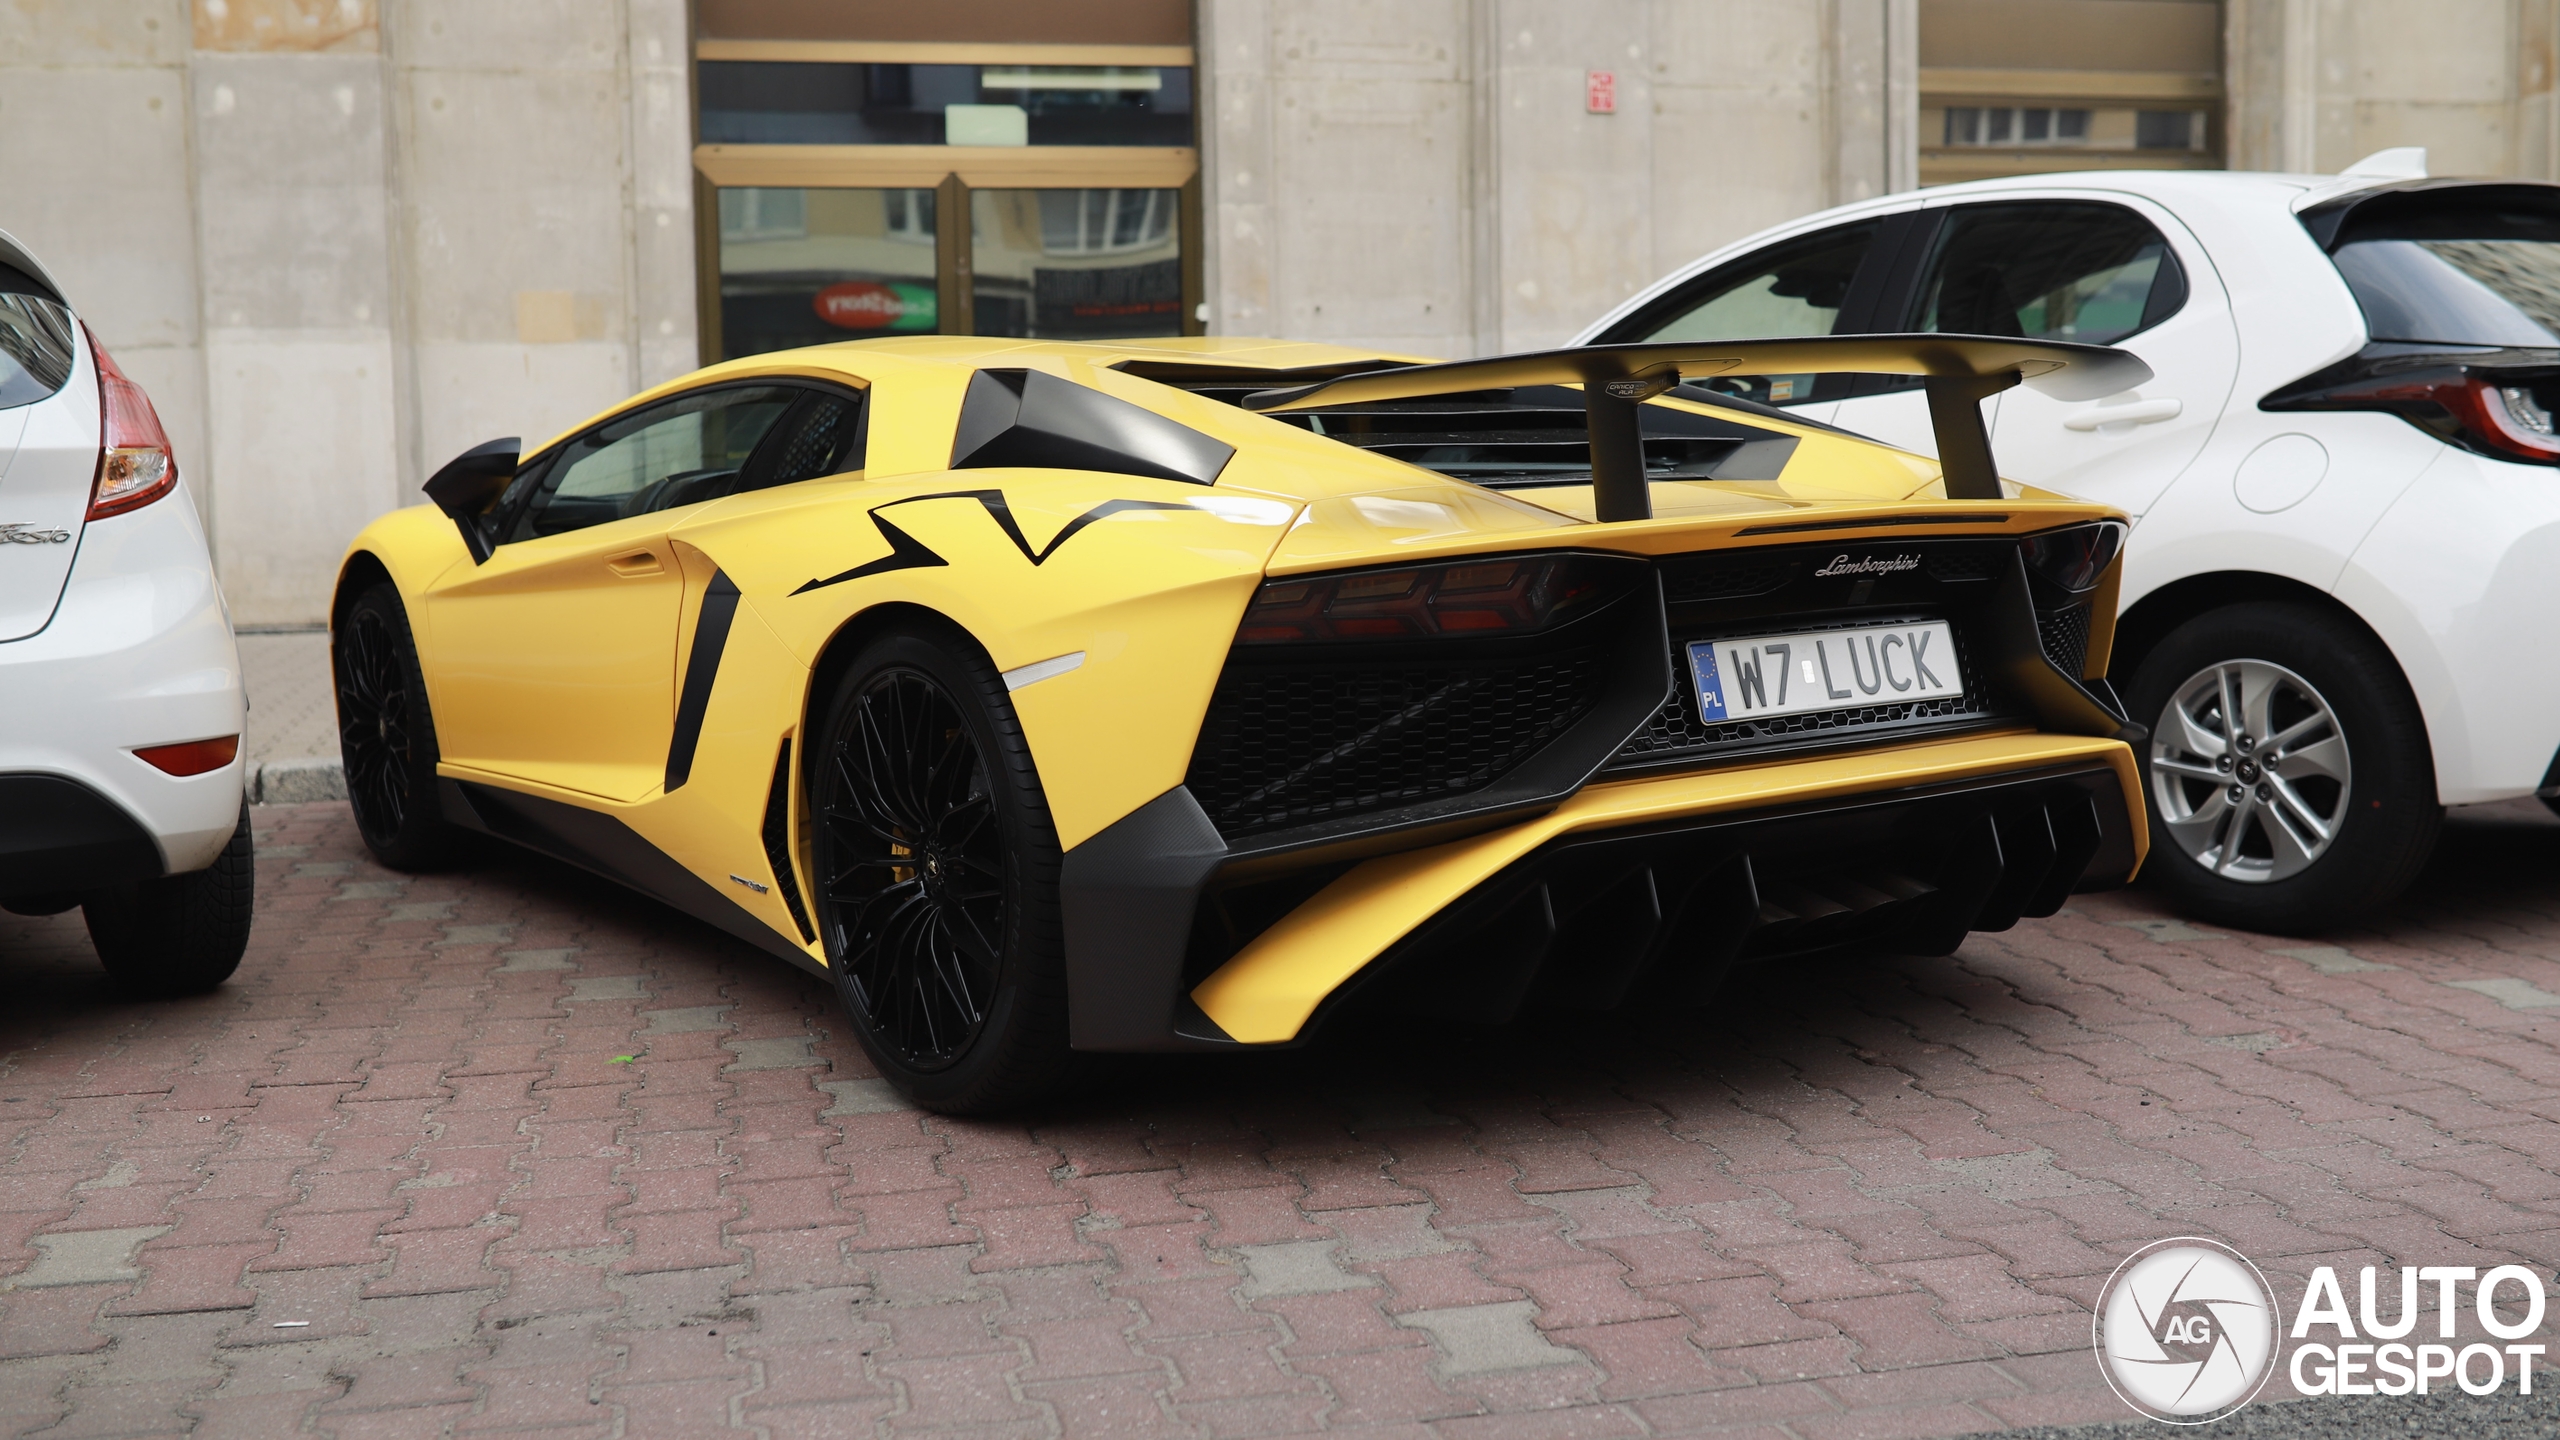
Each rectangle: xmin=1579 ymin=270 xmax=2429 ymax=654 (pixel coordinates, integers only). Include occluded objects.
xmin=2331 ymin=240 xmax=2560 ymax=347
xmin=1601 ymin=220 xmax=1881 ymax=407
xmin=2313 ymin=187 xmax=2560 ymax=348
xmin=507 ymin=385 xmax=800 ymax=541
xmin=745 ymin=387 xmax=866 ymax=491
xmin=1908 ymin=202 xmax=2187 ymax=344
xmin=0 ymin=291 xmax=76 ymax=411
xmin=1633 ymin=222 xmax=1878 ymax=343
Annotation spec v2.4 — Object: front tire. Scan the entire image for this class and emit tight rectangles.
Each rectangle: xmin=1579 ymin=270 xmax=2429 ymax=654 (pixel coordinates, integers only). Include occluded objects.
xmin=807 ymin=626 xmax=1072 ymax=1114
xmin=85 ymin=800 xmax=254 ymax=996
xmin=335 ymin=583 xmax=462 ymax=870
xmin=2128 ymin=603 xmax=2440 ymax=933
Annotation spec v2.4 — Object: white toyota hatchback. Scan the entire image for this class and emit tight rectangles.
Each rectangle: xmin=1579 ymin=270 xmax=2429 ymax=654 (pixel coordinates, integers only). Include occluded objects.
xmin=0 ymin=228 xmax=251 ymax=991
xmin=1580 ymin=156 xmax=2560 ymax=934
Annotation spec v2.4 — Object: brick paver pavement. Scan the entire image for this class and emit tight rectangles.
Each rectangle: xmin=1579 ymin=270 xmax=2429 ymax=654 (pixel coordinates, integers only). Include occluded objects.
xmin=4 ymin=799 xmax=2560 ymax=1437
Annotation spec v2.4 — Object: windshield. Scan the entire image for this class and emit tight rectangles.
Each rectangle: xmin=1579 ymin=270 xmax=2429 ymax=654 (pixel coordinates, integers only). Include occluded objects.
xmin=0 ymin=293 xmax=76 ymax=411
xmin=2333 ymin=237 xmax=2560 ymax=348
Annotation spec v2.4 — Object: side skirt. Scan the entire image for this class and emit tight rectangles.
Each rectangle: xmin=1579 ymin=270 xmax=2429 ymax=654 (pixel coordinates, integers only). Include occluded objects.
xmin=440 ymin=778 xmax=828 ymax=981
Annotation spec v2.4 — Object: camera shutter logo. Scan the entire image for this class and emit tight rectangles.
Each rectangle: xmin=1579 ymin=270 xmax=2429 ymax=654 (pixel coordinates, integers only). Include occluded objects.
xmin=2094 ymin=1238 xmax=2281 ymax=1423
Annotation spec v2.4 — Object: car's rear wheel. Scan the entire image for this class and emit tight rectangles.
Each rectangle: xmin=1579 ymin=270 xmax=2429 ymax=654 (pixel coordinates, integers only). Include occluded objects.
xmin=84 ymin=800 xmax=253 ymax=995
xmin=336 ymin=583 xmax=461 ymax=870
xmin=807 ymin=626 xmax=1071 ymax=1114
xmin=2128 ymin=602 xmax=2440 ymax=934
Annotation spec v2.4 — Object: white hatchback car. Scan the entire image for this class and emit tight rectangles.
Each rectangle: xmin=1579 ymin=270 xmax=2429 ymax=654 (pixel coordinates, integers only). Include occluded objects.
xmin=1581 ymin=155 xmax=2560 ymax=933
xmin=0 ymin=228 xmax=251 ymax=991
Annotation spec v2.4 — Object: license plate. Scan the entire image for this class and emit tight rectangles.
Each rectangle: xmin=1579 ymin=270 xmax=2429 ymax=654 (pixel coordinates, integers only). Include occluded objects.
xmin=1688 ymin=620 xmax=1961 ymax=723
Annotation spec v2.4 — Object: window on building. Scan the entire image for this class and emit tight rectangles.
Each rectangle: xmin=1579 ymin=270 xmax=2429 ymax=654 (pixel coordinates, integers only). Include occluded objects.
xmin=1918 ymin=0 xmax=2221 ymax=182
xmin=2135 ymin=110 xmax=2207 ymax=151
xmin=1945 ymin=107 xmax=2091 ymax=147
xmin=973 ymin=189 xmax=1183 ymax=338
xmin=715 ymin=188 xmax=941 ymax=359
xmin=693 ymin=0 xmax=1201 ymax=358
xmin=697 ymin=62 xmax=1192 ymax=148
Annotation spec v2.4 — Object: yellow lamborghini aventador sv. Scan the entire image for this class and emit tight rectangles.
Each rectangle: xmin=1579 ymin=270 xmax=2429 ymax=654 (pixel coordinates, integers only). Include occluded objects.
xmin=333 ymin=332 xmax=2153 ymax=1112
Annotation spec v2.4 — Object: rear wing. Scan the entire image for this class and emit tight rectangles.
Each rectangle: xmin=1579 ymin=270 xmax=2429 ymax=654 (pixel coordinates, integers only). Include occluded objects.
xmin=1242 ymin=334 xmax=2151 ymax=520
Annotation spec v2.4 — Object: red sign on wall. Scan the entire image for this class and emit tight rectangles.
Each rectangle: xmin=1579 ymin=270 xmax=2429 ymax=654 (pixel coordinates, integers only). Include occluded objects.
xmin=812 ymin=280 xmax=935 ymax=331
xmin=1587 ymin=70 xmax=1616 ymax=114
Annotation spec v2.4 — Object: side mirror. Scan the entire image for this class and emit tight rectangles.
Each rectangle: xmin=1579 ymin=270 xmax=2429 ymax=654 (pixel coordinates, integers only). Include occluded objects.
xmin=423 ymin=437 xmax=520 ymax=563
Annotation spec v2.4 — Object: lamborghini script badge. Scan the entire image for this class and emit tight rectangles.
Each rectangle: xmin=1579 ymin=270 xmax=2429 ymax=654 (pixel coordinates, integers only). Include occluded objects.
xmin=0 ymin=522 xmax=72 ymax=544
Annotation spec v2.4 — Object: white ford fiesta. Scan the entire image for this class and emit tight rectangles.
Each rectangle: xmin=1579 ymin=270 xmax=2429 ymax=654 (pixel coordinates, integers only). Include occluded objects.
xmin=0 ymin=227 xmax=251 ymax=991
xmin=1580 ymin=153 xmax=2560 ymax=934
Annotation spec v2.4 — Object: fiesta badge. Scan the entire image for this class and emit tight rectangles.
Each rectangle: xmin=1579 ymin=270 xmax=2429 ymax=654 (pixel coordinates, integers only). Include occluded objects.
xmin=2094 ymin=1237 xmax=2281 ymax=1423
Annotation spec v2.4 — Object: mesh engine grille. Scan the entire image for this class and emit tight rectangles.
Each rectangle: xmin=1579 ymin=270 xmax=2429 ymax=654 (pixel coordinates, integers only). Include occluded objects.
xmin=1187 ymin=652 xmax=1604 ymax=837
xmin=1660 ymin=554 xmax=1795 ymax=603
xmin=2037 ymin=603 xmax=2091 ymax=678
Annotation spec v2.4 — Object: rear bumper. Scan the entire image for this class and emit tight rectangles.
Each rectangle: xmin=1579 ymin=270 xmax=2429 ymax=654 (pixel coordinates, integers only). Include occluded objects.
xmin=0 ymin=483 xmax=245 ymax=876
xmin=1063 ymin=731 xmax=2141 ymax=1051
xmin=0 ymin=774 xmax=166 ymax=896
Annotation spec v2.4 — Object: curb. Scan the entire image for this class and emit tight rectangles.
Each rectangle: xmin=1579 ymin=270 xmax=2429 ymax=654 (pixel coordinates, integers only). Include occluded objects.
xmin=252 ymin=756 xmax=347 ymax=805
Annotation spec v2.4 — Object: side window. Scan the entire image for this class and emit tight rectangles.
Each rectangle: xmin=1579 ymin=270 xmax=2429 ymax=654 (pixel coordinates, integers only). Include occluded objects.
xmin=505 ymin=385 xmax=799 ymax=541
xmin=1601 ymin=220 xmax=1881 ymax=406
xmin=743 ymin=387 xmax=866 ymax=492
xmin=1908 ymin=202 xmax=2187 ymax=345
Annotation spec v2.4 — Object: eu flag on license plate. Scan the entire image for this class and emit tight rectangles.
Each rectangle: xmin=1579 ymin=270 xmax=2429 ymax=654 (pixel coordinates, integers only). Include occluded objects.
xmin=1692 ymin=644 xmax=1729 ymax=721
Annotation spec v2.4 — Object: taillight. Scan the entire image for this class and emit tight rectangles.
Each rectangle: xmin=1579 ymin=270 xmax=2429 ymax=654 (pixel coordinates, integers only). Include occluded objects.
xmin=86 ymin=326 xmax=178 ymax=519
xmin=2263 ymin=356 xmax=2560 ymax=466
xmin=1237 ymin=553 xmax=1631 ymax=644
xmin=2019 ymin=521 xmax=2126 ymax=592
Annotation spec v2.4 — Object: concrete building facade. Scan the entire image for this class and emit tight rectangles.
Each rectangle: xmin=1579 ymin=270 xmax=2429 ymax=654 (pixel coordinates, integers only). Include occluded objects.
xmin=3 ymin=0 xmax=2554 ymax=625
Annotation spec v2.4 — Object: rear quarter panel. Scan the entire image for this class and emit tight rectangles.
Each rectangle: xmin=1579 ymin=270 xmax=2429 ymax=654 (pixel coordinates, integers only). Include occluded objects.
xmin=671 ymin=468 xmax=1296 ymax=851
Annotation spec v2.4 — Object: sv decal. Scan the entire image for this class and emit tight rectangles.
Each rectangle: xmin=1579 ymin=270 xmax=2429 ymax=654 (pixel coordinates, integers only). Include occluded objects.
xmin=791 ymin=490 xmax=1194 ymax=596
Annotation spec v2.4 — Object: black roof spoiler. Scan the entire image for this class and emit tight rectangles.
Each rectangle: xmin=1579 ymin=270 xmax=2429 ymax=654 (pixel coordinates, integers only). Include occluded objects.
xmin=2295 ymin=177 xmax=2560 ymax=252
xmin=1243 ymin=333 xmax=2152 ymax=520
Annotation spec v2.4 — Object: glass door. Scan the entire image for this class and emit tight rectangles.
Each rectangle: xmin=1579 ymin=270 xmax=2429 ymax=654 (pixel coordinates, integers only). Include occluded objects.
xmin=693 ymin=51 xmax=1200 ymax=359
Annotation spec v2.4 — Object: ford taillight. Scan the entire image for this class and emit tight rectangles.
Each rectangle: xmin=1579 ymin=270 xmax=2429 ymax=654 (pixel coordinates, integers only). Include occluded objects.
xmin=86 ymin=326 xmax=178 ymax=519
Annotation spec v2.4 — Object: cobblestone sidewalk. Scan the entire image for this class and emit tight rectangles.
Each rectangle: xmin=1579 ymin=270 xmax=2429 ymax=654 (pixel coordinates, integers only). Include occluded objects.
xmin=2 ymin=801 xmax=2559 ymax=1436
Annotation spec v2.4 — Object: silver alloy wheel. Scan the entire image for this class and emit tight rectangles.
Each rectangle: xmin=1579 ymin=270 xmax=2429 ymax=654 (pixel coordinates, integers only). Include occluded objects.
xmin=2149 ymin=659 xmax=2353 ymax=884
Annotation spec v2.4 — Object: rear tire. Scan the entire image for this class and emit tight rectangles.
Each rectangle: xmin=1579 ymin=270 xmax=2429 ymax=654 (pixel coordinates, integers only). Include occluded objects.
xmin=336 ymin=582 xmax=463 ymax=870
xmin=806 ymin=625 xmax=1072 ymax=1115
xmin=85 ymin=800 xmax=253 ymax=996
xmin=2127 ymin=602 xmax=2440 ymax=934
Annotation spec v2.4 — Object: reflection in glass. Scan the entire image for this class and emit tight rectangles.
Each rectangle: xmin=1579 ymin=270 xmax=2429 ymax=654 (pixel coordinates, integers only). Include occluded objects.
xmin=2334 ymin=240 xmax=2560 ymax=347
xmin=970 ymin=189 xmax=1183 ymax=339
xmin=717 ymin=187 xmax=939 ymax=359
xmin=698 ymin=63 xmax=1193 ymax=147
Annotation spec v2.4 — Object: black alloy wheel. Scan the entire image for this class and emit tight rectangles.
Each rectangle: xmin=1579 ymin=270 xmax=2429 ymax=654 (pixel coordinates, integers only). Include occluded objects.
xmin=2126 ymin=601 xmax=2441 ymax=934
xmin=335 ymin=584 xmax=461 ymax=869
xmin=809 ymin=627 xmax=1070 ymax=1113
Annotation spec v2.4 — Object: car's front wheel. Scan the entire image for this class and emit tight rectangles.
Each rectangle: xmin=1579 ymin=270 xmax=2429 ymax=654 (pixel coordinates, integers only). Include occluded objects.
xmin=84 ymin=800 xmax=254 ymax=995
xmin=336 ymin=582 xmax=462 ymax=870
xmin=807 ymin=625 xmax=1072 ymax=1114
xmin=2127 ymin=602 xmax=2440 ymax=934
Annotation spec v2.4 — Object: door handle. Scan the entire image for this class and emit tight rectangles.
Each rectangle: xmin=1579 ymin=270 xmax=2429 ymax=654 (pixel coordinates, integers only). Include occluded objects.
xmin=606 ymin=550 xmax=663 ymax=577
xmin=2064 ymin=397 xmax=2182 ymax=431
